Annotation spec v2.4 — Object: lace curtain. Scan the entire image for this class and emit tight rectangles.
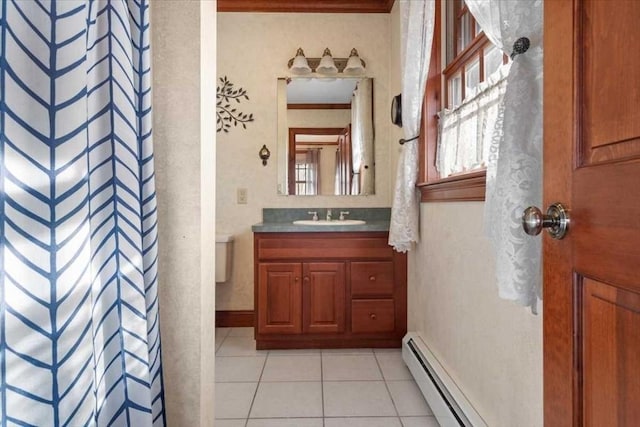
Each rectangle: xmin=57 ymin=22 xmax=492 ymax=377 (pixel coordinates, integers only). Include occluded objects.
xmin=465 ymin=0 xmax=544 ymax=312
xmin=389 ymin=0 xmax=436 ymax=252
xmin=437 ymin=63 xmax=510 ymax=177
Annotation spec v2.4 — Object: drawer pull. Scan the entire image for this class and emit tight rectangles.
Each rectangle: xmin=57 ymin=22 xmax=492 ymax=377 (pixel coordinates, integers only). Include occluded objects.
xmin=369 ymin=275 xmax=376 ymax=281
xmin=370 ymin=313 xmax=377 ymax=320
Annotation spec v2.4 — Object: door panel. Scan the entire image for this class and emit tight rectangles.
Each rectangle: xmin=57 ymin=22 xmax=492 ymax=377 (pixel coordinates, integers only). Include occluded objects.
xmin=574 ymin=162 xmax=640 ymax=288
xmin=582 ymin=278 xmax=640 ymax=426
xmin=544 ymin=1 xmax=640 ymax=425
xmin=582 ymin=1 xmax=640 ymax=154
xmin=257 ymin=263 xmax=302 ymax=334
xmin=302 ymin=262 xmax=345 ymax=334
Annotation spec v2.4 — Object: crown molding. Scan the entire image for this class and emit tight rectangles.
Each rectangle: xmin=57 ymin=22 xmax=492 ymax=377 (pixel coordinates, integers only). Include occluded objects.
xmin=218 ymin=0 xmax=395 ymax=13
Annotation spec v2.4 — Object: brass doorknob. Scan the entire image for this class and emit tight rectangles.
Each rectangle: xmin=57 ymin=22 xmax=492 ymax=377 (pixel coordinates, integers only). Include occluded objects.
xmin=522 ymin=202 xmax=570 ymax=240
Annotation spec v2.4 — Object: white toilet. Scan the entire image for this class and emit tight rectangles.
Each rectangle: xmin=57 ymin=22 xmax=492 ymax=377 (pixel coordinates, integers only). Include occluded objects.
xmin=215 ymin=233 xmax=234 ymax=283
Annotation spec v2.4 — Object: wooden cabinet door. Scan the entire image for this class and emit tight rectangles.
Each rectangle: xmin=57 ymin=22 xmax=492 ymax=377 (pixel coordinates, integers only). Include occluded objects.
xmin=257 ymin=263 xmax=302 ymax=334
xmin=302 ymin=262 xmax=346 ymax=334
xmin=544 ymin=1 xmax=640 ymax=425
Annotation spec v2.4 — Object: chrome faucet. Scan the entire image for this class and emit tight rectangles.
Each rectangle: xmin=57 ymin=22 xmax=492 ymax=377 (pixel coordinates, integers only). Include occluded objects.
xmin=308 ymin=211 xmax=318 ymax=221
xmin=326 ymin=209 xmax=332 ymax=221
xmin=339 ymin=211 xmax=350 ymax=221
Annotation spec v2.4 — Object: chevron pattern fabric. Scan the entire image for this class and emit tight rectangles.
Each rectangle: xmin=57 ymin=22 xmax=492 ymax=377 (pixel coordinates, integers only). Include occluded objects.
xmin=0 ymin=1 xmax=165 ymax=425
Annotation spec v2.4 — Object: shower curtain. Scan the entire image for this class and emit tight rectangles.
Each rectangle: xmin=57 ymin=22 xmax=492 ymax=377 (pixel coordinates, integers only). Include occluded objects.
xmin=0 ymin=1 xmax=165 ymax=425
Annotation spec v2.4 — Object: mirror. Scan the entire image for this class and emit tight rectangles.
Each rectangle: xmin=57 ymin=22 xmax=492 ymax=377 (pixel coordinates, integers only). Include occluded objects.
xmin=277 ymin=77 xmax=374 ymax=196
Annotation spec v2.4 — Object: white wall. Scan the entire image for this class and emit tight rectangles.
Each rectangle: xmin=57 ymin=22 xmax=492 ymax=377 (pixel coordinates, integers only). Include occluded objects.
xmin=152 ymin=1 xmax=216 ymax=425
xmin=217 ymin=12 xmax=394 ymax=311
xmin=409 ymin=203 xmax=543 ymax=426
xmin=388 ymin=2 xmax=543 ymax=426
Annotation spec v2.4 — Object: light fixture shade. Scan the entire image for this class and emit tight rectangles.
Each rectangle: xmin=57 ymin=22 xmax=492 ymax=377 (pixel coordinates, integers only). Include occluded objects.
xmin=316 ymin=48 xmax=338 ymax=75
xmin=289 ymin=48 xmax=312 ymax=75
xmin=344 ymin=48 xmax=366 ymax=75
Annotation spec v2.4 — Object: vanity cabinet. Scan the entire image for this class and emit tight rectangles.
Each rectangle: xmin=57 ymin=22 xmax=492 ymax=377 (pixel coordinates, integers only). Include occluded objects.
xmin=254 ymin=231 xmax=407 ymax=349
xmin=257 ymin=261 xmax=345 ymax=335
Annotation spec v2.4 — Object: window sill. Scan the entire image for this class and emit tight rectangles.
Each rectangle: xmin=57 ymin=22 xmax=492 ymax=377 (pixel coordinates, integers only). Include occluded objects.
xmin=417 ymin=170 xmax=486 ymax=202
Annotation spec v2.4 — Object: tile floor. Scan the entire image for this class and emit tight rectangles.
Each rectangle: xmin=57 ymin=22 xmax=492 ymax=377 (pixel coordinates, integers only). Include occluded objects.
xmin=215 ymin=327 xmax=441 ymax=427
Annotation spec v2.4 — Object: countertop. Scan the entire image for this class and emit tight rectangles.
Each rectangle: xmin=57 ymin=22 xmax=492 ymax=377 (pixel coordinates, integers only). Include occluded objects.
xmin=251 ymin=207 xmax=391 ymax=233
xmin=251 ymin=220 xmax=391 ymax=233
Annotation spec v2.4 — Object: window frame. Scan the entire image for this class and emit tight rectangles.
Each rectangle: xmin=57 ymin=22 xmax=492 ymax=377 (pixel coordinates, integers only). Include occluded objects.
xmin=417 ymin=0 xmax=498 ymax=202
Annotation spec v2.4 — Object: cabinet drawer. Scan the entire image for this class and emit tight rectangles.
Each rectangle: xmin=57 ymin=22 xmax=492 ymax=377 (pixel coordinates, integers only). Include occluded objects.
xmin=351 ymin=262 xmax=394 ymax=296
xmin=256 ymin=234 xmax=393 ymax=260
xmin=351 ymin=299 xmax=395 ymax=333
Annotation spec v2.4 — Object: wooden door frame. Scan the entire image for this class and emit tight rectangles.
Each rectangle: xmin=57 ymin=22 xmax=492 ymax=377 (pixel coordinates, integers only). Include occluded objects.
xmin=543 ymin=1 xmax=579 ymax=425
xmin=288 ymin=127 xmax=343 ymax=195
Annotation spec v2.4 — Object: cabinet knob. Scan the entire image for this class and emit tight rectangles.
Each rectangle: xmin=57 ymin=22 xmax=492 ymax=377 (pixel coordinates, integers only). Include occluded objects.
xmin=295 ymin=277 xmax=299 ymax=282
xmin=370 ymin=313 xmax=377 ymax=320
xmin=369 ymin=275 xmax=376 ymax=281
xmin=304 ymin=276 xmax=310 ymax=282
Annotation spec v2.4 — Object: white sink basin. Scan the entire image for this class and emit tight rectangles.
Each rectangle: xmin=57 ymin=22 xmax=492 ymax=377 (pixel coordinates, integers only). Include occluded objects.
xmin=293 ymin=219 xmax=366 ymax=226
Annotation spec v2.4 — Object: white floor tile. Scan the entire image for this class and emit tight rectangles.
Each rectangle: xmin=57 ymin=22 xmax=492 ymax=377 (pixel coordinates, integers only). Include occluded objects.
xmin=322 ymin=354 xmax=383 ymax=381
xmin=268 ymin=348 xmax=321 ymax=355
xmin=401 ymin=416 xmax=441 ymax=427
xmin=387 ymin=380 xmax=433 ymax=416
xmin=321 ymin=348 xmax=373 ymax=355
xmin=215 ymin=382 xmax=257 ymax=419
xmin=228 ymin=327 xmax=255 ymax=337
xmin=214 ymin=420 xmax=246 ymax=427
xmin=323 ymin=381 xmax=397 ymax=417
xmin=215 ymin=328 xmax=231 ymax=353
xmin=215 ymin=334 xmax=227 ymax=353
xmin=246 ymin=418 xmax=323 ymax=427
xmin=250 ymin=382 xmax=323 ymax=418
xmin=373 ymin=347 xmax=402 ymax=354
xmin=215 ymin=356 xmax=266 ymax=382
xmin=261 ymin=354 xmax=321 ymax=382
xmin=216 ymin=327 xmax=232 ymax=338
xmin=324 ymin=417 xmax=402 ymax=427
xmin=375 ymin=352 xmax=413 ymax=380
xmin=217 ymin=337 xmax=267 ymax=356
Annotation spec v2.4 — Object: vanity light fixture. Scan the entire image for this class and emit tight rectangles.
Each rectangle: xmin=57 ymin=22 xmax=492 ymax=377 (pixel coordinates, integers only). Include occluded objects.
xmin=287 ymin=48 xmax=366 ymax=76
xmin=259 ymin=144 xmax=271 ymax=166
xmin=316 ymin=48 xmax=338 ymax=76
xmin=289 ymin=48 xmax=312 ymax=75
xmin=343 ymin=48 xmax=366 ymax=75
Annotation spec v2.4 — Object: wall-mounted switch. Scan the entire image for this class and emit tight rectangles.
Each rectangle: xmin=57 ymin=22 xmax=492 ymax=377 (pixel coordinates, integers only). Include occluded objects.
xmin=237 ymin=188 xmax=248 ymax=204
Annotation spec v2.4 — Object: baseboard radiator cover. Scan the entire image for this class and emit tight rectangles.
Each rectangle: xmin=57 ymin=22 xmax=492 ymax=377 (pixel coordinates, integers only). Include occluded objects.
xmin=402 ymin=333 xmax=488 ymax=427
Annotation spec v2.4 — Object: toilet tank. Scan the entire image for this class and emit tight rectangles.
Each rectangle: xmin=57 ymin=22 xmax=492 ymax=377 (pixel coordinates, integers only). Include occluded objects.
xmin=215 ymin=233 xmax=234 ymax=283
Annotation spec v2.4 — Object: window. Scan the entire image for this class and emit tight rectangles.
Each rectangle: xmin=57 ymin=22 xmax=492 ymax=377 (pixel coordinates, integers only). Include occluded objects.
xmin=418 ymin=0 xmax=509 ymax=201
xmin=294 ymin=149 xmax=320 ymax=195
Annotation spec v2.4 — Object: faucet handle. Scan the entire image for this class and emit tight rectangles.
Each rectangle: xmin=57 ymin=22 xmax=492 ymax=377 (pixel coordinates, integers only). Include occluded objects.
xmin=339 ymin=211 xmax=350 ymax=220
xmin=307 ymin=211 xmax=318 ymax=221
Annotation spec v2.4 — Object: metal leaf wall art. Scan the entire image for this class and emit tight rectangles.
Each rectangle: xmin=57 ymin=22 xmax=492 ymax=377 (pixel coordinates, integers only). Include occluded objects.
xmin=216 ymin=76 xmax=254 ymax=133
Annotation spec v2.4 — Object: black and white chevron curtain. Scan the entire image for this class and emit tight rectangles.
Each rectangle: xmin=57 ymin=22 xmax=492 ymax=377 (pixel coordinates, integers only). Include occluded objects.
xmin=0 ymin=1 xmax=165 ymax=425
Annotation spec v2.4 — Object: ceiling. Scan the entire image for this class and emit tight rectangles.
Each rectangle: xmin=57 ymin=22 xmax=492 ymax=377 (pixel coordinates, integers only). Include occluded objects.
xmin=218 ymin=0 xmax=395 ymax=13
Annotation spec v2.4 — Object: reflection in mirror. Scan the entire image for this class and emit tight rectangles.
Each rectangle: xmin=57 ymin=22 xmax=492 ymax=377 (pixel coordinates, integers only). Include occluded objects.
xmin=277 ymin=77 xmax=374 ymax=196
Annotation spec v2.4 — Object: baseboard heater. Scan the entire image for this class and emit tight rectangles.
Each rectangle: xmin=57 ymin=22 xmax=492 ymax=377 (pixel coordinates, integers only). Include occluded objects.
xmin=402 ymin=333 xmax=488 ymax=427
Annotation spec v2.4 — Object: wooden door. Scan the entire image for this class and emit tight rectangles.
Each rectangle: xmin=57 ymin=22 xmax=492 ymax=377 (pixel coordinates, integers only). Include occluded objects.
xmin=302 ymin=262 xmax=346 ymax=334
xmin=544 ymin=1 xmax=640 ymax=425
xmin=257 ymin=263 xmax=302 ymax=334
